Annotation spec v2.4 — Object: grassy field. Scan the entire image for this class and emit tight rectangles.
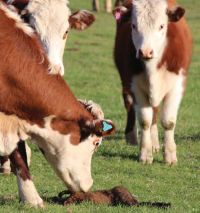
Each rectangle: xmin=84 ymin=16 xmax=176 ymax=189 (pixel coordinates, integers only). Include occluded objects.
xmin=0 ymin=0 xmax=200 ymax=212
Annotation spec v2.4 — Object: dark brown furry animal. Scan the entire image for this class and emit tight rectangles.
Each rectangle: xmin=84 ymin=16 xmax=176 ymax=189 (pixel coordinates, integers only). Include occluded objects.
xmin=62 ymin=186 xmax=138 ymax=206
xmin=58 ymin=186 xmax=171 ymax=209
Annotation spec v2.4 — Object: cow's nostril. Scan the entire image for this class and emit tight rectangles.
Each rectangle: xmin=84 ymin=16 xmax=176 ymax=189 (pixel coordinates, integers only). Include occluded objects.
xmin=139 ymin=49 xmax=144 ymax=58
xmin=149 ymin=50 xmax=154 ymax=57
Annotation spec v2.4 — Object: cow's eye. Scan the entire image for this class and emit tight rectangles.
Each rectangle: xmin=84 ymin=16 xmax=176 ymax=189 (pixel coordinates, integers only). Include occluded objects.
xmin=63 ymin=31 xmax=69 ymax=39
xmin=132 ymin=24 xmax=137 ymax=31
xmin=159 ymin=24 xmax=164 ymax=30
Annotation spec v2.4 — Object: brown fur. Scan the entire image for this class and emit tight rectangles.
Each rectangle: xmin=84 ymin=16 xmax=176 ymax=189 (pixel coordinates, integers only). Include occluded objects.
xmin=9 ymin=147 xmax=31 ymax=181
xmin=59 ymin=186 xmax=171 ymax=209
xmin=158 ymin=19 xmax=192 ymax=73
xmin=69 ymin=10 xmax=95 ymax=31
xmin=62 ymin=186 xmax=139 ymax=206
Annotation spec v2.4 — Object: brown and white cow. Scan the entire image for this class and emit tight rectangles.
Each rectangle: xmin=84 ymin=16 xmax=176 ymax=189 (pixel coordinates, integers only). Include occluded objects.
xmin=0 ymin=2 xmax=115 ymax=207
xmin=0 ymin=0 xmax=95 ymax=174
xmin=113 ymin=0 xmax=192 ymax=164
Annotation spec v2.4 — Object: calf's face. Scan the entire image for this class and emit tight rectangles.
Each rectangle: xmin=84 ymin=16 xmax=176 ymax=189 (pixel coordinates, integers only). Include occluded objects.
xmin=131 ymin=0 xmax=185 ymax=61
xmin=113 ymin=0 xmax=185 ymax=61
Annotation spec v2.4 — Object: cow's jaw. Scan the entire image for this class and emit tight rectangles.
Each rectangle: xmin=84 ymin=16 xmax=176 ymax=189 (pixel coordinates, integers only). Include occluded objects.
xmin=131 ymin=0 xmax=168 ymax=62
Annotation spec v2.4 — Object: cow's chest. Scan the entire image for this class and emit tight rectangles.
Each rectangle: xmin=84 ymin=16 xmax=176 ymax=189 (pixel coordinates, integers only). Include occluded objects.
xmin=131 ymin=66 xmax=179 ymax=107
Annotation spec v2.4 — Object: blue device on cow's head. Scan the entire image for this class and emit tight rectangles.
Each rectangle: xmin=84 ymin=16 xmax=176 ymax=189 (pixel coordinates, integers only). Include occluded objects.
xmin=102 ymin=121 xmax=113 ymax=132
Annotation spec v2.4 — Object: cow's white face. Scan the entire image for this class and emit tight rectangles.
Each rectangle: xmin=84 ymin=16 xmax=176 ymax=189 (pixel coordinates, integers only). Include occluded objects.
xmin=26 ymin=0 xmax=70 ymax=76
xmin=39 ymin=133 xmax=102 ymax=193
xmin=29 ymin=100 xmax=115 ymax=193
xmin=131 ymin=0 xmax=168 ymax=60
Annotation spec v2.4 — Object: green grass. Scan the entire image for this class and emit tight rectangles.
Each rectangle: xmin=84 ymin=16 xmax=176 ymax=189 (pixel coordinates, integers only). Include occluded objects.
xmin=0 ymin=0 xmax=200 ymax=212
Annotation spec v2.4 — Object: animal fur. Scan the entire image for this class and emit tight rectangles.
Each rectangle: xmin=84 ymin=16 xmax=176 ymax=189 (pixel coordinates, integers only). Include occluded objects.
xmin=57 ymin=186 xmax=171 ymax=209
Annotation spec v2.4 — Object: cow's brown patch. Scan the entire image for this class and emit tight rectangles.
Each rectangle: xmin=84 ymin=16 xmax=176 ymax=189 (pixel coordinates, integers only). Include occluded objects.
xmin=9 ymin=148 xmax=31 ymax=181
xmin=158 ymin=20 xmax=192 ymax=74
xmin=152 ymin=107 xmax=159 ymax=125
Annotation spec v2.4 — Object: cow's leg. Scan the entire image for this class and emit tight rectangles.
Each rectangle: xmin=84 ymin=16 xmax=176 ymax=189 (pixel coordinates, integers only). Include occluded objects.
xmin=9 ymin=143 xmax=44 ymax=208
xmin=0 ymin=156 xmax=11 ymax=175
xmin=161 ymin=80 xmax=184 ymax=165
xmin=138 ymin=105 xmax=153 ymax=164
xmin=105 ymin=0 xmax=112 ymax=13
xmin=151 ymin=107 xmax=160 ymax=153
xmin=134 ymin=89 xmax=153 ymax=164
xmin=123 ymin=88 xmax=138 ymax=145
xmin=0 ymin=141 xmax=31 ymax=175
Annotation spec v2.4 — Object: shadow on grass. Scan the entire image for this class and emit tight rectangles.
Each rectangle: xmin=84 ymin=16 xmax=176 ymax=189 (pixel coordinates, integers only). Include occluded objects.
xmin=0 ymin=196 xmax=16 ymax=205
xmin=43 ymin=196 xmax=64 ymax=205
xmin=176 ymin=133 xmax=200 ymax=143
xmin=99 ymin=149 xmax=139 ymax=161
xmin=106 ymin=130 xmax=125 ymax=141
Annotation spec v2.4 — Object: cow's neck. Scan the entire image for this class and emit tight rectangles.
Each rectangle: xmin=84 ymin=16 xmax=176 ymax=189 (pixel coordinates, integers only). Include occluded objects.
xmin=0 ymin=5 xmax=93 ymax=127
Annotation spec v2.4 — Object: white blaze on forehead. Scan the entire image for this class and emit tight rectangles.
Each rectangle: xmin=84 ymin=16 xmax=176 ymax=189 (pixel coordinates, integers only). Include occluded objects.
xmin=132 ymin=0 xmax=168 ymax=29
xmin=27 ymin=0 xmax=71 ymax=39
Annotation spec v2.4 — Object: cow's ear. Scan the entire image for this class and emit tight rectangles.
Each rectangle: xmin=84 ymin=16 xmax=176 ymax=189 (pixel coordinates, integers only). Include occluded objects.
xmin=113 ymin=6 xmax=131 ymax=22
xmin=167 ymin=6 xmax=185 ymax=22
xmin=69 ymin=10 xmax=95 ymax=30
xmin=93 ymin=120 xmax=115 ymax=137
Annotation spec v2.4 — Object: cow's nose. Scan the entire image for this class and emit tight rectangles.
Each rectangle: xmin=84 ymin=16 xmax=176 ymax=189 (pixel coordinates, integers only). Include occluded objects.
xmin=48 ymin=63 xmax=64 ymax=76
xmin=139 ymin=48 xmax=154 ymax=60
xmin=79 ymin=178 xmax=93 ymax=192
xmin=54 ymin=64 xmax=64 ymax=76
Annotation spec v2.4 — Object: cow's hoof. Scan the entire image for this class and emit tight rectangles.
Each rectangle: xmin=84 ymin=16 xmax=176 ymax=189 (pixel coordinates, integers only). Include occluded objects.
xmin=151 ymin=133 xmax=160 ymax=153
xmin=163 ymin=145 xmax=177 ymax=165
xmin=140 ymin=149 xmax=153 ymax=164
xmin=164 ymin=151 xmax=177 ymax=165
xmin=37 ymin=201 xmax=45 ymax=208
xmin=152 ymin=143 xmax=160 ymax=153
xmin=0 ymin=168 xmax=11 ymax=175
xmin=23 ymin=199 xmax=44 ymax=208
xmin=125 ymin=131 xmax=138 ymax=146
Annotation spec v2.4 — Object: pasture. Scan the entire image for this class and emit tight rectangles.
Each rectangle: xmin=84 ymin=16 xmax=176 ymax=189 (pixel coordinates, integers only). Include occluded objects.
xmin=0 ymin=0 xmax=199 ymax=212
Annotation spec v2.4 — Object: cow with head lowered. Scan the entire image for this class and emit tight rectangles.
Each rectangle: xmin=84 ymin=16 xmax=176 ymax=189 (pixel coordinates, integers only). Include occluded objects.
xmin=113 ymin=0 xmax=192 ymax=164
xmin=0 ymin=2 xmax=115 ymax=207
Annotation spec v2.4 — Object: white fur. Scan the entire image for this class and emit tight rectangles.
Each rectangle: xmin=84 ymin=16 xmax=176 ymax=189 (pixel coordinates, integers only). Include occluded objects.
xmin=161 ymin=70 xmax=185 ymax=164
xmin=79 ymin=99 xmax=105 ymax=119
xmin=0 ymin=2 xmax=33 ymax=36
xmin=26 ymin=0 xmax=71 ymax=75
xmin=16 ymin=172 xmax=44 ymax=207
xmin=131 ymin=0 xmax=168 ymax=59
xmin=132 ymin=66 xmax=185 ymax=164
